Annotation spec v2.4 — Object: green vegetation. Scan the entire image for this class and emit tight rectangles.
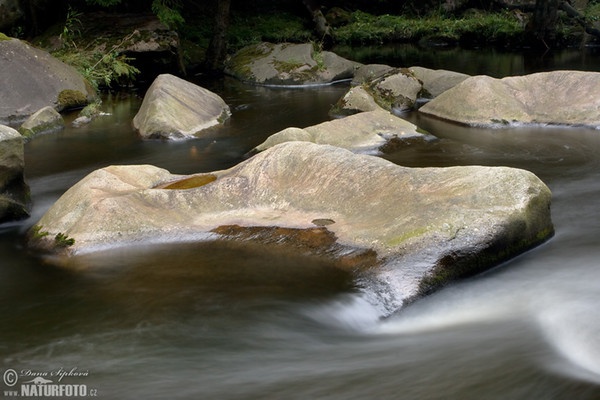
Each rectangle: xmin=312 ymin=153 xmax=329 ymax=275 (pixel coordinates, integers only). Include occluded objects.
xmin=53 ymin=43 xmax=140 ymax=91
xmin=54 ymin=232 xmax=75 ymax=248
xmin=57 ymin=89 xmax=88 ymax=109
xmin=227 ymin=12 xmax=313 ymax=50
xmin=0 ymin=33 xmax=10 ymax=41
xmin=333 ymin=10 xmax=525 ymax=46
xmin=79 ymin=101 xmax=103 ymax=118
xmin=30 ymin=225 xmax=50 ymax=240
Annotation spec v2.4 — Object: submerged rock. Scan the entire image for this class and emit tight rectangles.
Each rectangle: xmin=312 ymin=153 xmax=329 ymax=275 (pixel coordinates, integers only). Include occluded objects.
xmin=133 ymin=74 xmax=231 ymax=140
xmin=224 ymin=42 xmax=361 ymax=86
xmin=419 ymin=70 xmax=600 ymax=127
xmin=28 ymin=142 xmax=553 ymax=310
xmin=0 ymin=38 xmax=96 ymax=126
xmin=252 ymin=110 xmax=427 ymax=154
xmin=0 ymin=125 xmax=30 ymax=222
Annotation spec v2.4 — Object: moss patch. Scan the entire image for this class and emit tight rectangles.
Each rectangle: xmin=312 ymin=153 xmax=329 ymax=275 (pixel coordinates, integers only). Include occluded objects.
xmin=0 ymin=33 xmax=11 ymax=41
xmin=57 ymin=89 xmax=88 ymax=109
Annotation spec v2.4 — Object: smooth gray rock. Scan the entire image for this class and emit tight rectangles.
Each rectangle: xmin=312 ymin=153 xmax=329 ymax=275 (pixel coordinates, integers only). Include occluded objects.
xmin=133 ymin=74 xmax=231 ymax=140
xmin=224 ymin=42 xmax=361 ymax=86
xmin=0 ymin=38 xmax=96 ymax=126
xmin=351 ymin=64 xmax=395 ymax=86
xmin=28 ymin=141 xmax=553 ymax=310
xmin=419 ymin=70 xmax=600 ymax=127
xmin=18 ymin=106 xmax=65 ymax=139
xmin=253 ymin=110 xmax=426 ymax=154
xmin=0 ymin=125 xmax=30 ymax=222
xmin=409 ymin=66 xmax=470 ymax=99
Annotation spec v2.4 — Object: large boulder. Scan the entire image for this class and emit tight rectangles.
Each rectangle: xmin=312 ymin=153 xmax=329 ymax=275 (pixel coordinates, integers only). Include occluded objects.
xmin=419 ymin=70 xmax=600 ymax=127
xmin=224 ymin=42 xmax=361 ymax=86
xmin=28 ymin=142 xmax=553 ymax=310
xmin=252 ymin=110 xmax=427 ymax=154
xmin=0 ymin=125 xmax=30 ymax=222
xmin=133 ymin=74 xmax=231 ymax=140
xmin=0 ymin=38 xmax=96 ymax=126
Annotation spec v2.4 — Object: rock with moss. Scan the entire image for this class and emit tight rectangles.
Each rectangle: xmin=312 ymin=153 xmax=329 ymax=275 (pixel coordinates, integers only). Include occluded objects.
xmin=0 ymin=38 xmax=96 ymax=126
xmin=419 ymin=70 xmax=600 ymax=127
xmin=28 ymin=141 xmax=553 ymax=311
xmin=224 ymin=42 xmax=361 ymax=86
xmin=18 ymin=106 xmax=65 ymax=139
xmin=252 ymin=110 xmax=426 ymax=154
xmin=330 ymin=85 xmax=385 ymax=116
xmin=133 ymin=74 xmax=231 ymax=140
xmin=0 ymin=125 xmax=30 ymax=222
xmin=366 ymin=68 xmax=423 ymax=113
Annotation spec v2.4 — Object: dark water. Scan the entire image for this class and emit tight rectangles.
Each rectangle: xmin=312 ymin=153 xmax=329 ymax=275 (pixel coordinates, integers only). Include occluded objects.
xmin=2 ymin=46 xmax=600 ymax=399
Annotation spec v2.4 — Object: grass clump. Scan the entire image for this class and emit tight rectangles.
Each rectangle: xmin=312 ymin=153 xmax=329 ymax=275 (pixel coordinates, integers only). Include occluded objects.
xmin=333 ymin=11 xmax=525 ymax=46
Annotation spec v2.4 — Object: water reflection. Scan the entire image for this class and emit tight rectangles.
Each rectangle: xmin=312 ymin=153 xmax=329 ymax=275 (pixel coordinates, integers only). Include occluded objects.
xmin=333 ymin=44 xmax=600 ymax=76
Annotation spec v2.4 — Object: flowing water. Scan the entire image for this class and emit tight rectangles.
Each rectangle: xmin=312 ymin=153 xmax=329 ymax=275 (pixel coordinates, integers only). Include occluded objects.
xmin=1 ymin=46 xmax=600 ymax=399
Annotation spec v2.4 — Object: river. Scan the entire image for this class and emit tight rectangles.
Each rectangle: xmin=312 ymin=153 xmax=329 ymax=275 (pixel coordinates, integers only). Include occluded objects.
xmin=1 ymin=45 xmax=600 ymax=399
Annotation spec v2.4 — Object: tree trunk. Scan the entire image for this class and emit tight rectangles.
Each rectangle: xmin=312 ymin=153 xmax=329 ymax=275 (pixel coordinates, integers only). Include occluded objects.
xmin=204 ymin=0 xmax=231 ymax=73
xmin=302 ymin=0 xmax=333 ymax=47
xmin=532 ymin=0 xmax=560 ymax=47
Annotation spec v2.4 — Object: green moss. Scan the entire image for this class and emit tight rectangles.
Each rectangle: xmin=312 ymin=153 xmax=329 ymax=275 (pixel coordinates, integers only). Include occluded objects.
xmin=226 ymin=43 xmax=273 ymax=78
xmin=0 ymin=33 xmax=11 ymax=41
xmin=30 ymin=225 xmax=50 ymax=240
xmin=57 ymin=89 xmax=88 ymax=109
xmin=272 ymin=59 xmax=305 ymax=73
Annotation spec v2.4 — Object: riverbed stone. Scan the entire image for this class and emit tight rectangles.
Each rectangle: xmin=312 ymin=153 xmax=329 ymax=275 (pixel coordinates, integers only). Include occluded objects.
xmin=224 ymin=42 xmax=361 ymax=86
xmin=28 ymin=141 xmax=553 ymax=310
xmin=18 ymin=106 xmax=65 ymax=139
xmin=132 ymin=74 xmax=231 ymax=140
xmin=330 ymin=85 xmax=384 ymax=116
xmin=0 ymin=125 xmax=30 ymax=222
xmin=409 ymin=66 xmax=470 ymax=99
xmin=419 ymin=70 xmax=600 ymax=127
xmin=252 ymin=110 xmax=426 ymax=154
xmin=367 ymin=68 xmax=423 ymax=113
xmin=0 ymin=37 xmax=96 ymax=126
xmin=351 ymin=64 xmax=395 ymax=85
